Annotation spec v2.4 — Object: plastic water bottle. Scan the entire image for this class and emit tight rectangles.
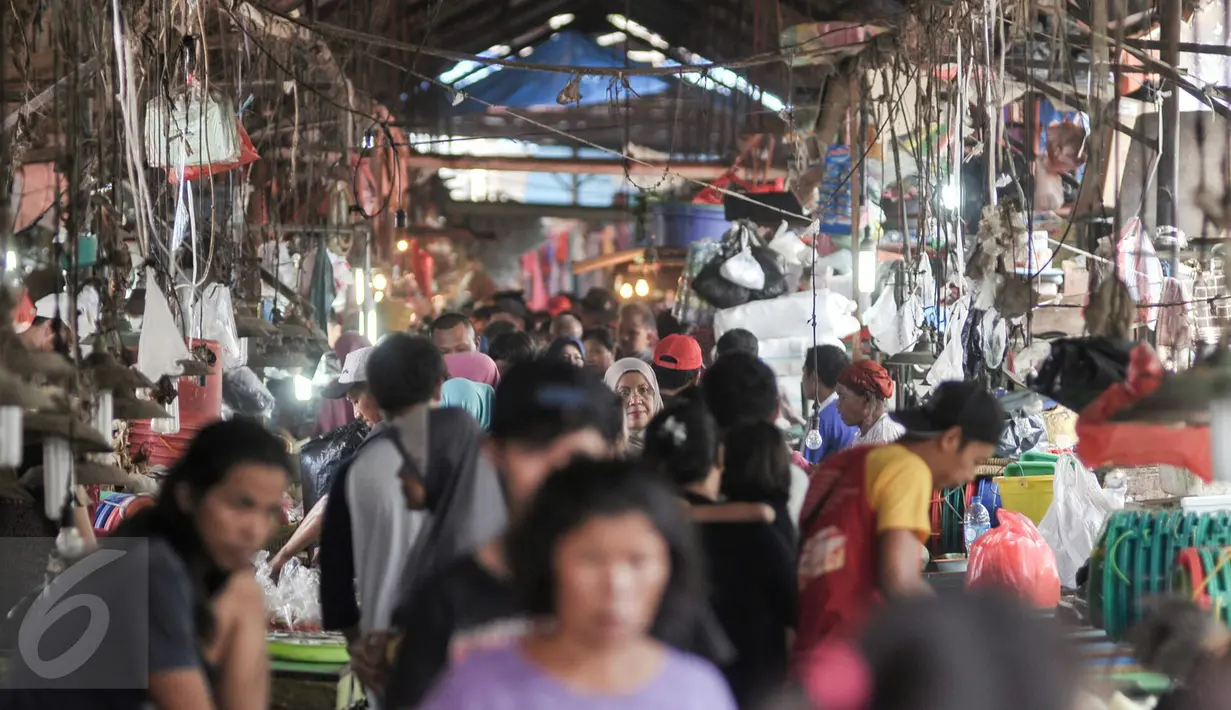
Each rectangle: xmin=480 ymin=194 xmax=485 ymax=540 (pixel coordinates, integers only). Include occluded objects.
xmin=963 ymin=498 xmax=991 ymax=552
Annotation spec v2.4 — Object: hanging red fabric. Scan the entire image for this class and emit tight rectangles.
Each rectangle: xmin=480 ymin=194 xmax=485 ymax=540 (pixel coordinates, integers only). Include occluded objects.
xmin=1075 ymin=344 xmax=1213 ymax=481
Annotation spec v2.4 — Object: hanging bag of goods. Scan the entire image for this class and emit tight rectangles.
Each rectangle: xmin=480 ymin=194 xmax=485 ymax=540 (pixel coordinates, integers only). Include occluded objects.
xmin=692 ymin=221 xmax=789 ymax=309
xmin=144 ymin=83 xmax=243 ymax=175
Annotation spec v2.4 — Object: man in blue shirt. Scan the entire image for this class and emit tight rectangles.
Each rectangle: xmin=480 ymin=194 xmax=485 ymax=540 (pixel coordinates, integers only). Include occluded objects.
xmin=801 ymin=345 xmax=860 ymax=463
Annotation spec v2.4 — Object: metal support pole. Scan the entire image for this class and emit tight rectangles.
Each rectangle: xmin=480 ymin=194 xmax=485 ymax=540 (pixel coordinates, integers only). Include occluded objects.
xmin=1157 ymin=0 xmax=1182 ymax=232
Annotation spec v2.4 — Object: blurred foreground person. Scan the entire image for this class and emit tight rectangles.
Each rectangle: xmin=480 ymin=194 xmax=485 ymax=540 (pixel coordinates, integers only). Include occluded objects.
xmin=854 ymin=592 xmax=1078 ymax=710
xmin=2 ymin=419 xmax=293 ymax=710
xmin=419 ymin=461 xmax=736 ymax=710
xmin=1131 ymin=599 xmax=1231 ymax=710
xmin=383 ymin=362 xmax=625 ymax=707
xmin=795 ymin=382 xmax=1005 ymax=660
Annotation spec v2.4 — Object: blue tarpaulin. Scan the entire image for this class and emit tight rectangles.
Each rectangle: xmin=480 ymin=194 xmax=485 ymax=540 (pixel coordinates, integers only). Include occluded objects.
xmin=449 ymin=31 xmax=669 ymax=113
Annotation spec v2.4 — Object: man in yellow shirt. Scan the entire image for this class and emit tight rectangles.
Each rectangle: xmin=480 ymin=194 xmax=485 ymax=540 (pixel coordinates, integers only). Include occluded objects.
xmin=794 ymin=381 xmax=1006 ymax=660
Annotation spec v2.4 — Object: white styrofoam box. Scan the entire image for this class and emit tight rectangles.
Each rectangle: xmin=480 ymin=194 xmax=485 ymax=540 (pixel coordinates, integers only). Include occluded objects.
xmin=145 ymin=92 xmax=241 ymax=169
xmin=1159 ymin=464 xmax=1231 ymax=497
xmin=713 ymin=290 xmax=860 ymax=343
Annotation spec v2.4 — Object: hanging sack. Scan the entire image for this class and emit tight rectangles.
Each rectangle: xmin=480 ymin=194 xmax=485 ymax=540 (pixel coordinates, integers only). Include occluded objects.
xmin=719 ymin=229 xmax=767 ymax=290
xmin=691 ymin=223 xmax=757 ymax=309
xmin=1039 ymin=454 xmax=1125 ymax=588
xmin=748 ymin=244 xmax=789 ymax=301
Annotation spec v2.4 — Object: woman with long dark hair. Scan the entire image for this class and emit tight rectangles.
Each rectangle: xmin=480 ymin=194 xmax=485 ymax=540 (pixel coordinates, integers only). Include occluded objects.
xmin=2 ymin=418 xmax=293 ymax=710
xmin=419 ymin=460 xmax=735 ymax=709
xmin=644 ymin=404 xmax=797 ymax=708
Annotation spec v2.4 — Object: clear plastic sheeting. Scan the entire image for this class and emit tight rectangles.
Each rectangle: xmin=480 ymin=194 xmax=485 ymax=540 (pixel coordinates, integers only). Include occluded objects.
xmin=198 ymin=283 xmax=244 ymax=371
xmin=144 ymin=90 xmax=241 ymax=169
xmin=254 ymin=552 xmax=322 ymax=632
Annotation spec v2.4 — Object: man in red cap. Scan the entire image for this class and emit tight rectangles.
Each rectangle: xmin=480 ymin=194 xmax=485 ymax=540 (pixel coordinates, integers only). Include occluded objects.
xmin=651 ymin=334 xmax=704 ymax=408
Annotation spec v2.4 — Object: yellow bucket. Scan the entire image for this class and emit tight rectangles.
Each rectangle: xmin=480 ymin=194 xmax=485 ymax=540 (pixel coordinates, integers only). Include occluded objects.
xmin=995 ymin=475 xmax=1054 ymax=525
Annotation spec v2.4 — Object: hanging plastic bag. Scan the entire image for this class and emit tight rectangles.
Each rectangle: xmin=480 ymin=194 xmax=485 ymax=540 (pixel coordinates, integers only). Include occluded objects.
xmin=719 ymin=230 xmax=767 ymax=290
xmin=1039 ymin=454 xmax=1125 ymax=588
xmin=168 ymin=121 xmax=260 ymax=184
xmin=967 ymin=510 xmax=1061 ymax=608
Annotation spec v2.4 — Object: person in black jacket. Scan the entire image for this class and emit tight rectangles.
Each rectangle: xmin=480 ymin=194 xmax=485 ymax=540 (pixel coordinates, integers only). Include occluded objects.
xmin=644 ymin=402 xmax=798 ymax=708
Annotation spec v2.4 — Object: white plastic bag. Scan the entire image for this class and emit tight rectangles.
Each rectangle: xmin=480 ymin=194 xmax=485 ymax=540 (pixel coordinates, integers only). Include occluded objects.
xmin=719 ymin=232 xmax=767 ymax=290
xmin=1039 ymin=454 xmax=1125 ymax=588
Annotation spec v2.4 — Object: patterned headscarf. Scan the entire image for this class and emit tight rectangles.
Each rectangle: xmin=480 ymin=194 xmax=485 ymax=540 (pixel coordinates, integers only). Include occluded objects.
xmin=837 ymin=360 xmax=894 ymax=400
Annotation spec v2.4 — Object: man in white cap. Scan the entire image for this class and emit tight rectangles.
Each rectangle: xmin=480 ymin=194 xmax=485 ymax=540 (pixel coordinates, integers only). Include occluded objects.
xmin=321 ymin=346 xmax=381 ymax=426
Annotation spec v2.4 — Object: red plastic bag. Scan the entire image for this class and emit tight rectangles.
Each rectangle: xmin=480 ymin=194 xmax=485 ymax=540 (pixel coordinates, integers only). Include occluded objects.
xmin=1075 ymin=344 xmax=1212 ymax=481
xmin=167 ymin=121 xmax=260 ymax=184
xmin=692 ymin=170 xmax=786 ymax=204
xmin=966 ymin=510 xmax=1061 ymax=608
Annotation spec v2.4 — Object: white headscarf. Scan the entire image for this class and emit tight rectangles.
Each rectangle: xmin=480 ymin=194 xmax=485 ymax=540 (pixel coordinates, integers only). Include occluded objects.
xmin=604 ymin=357 xmax=665 ymax=415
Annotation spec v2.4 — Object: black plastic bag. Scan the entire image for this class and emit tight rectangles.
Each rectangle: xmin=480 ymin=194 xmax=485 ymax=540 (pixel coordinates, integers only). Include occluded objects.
xmin=300 ymin=420 xmax=369 ymax=514
xmin=692 ymin=257 xmax=752 ymax=309
xmin=222 ymin=366 xmax=276 ymax=417
xmin=1031 ymin=337 xmax=1134 ymax=413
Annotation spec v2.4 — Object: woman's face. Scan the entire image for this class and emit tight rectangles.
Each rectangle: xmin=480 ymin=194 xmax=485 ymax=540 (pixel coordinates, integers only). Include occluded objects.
xmin=835 ymin=383 xmax=872 ymax=428
xmin=194 ymin=462 xmax=287 ymax=571
xmin=584 ymin=340 xmax=613 ymax=372
xmin=559 ymin=344 xmax=585 ymax=369
xmin=553 ymin=512 xmax=670 ymax=649
xmin=615 ymin=371 xmax=655 ymax=432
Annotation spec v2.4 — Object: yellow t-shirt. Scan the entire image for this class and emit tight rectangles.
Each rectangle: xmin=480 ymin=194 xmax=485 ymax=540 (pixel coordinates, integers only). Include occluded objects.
xmin=863 ymin=444 xmax=933 ymax=542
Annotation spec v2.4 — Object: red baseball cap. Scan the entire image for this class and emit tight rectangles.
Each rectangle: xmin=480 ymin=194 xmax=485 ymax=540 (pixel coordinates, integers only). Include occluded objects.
xmin=652 ymin=334 xmax=703 ymax=371
xmin=547 ymin=294 xmax=573 ymax=316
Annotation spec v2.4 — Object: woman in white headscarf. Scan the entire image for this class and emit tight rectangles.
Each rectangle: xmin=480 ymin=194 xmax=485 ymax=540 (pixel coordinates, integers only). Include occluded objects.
xmin=604 ymin=358 xmax=665 ymax=455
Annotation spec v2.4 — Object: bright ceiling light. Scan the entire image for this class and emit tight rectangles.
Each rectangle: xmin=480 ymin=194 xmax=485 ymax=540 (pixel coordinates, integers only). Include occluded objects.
xmin=619 ymin=282 xmax=634 ymax=299
xmin=548 ymin=13 xmax=575 ymax=29
xmin=372 ymin=273 xmax=388 ymax=292
xmin=396 ymin=239 xmax=409 ymax=252
xmin=634 ymin=279 xmax=650 ymax=297
xmin=518 ymin=46 xmax=534 ymax=57
xmin=627 ymin=50 xmax=667 ymax=65
xmin=596 ymin=31 xmax=627 ymax=46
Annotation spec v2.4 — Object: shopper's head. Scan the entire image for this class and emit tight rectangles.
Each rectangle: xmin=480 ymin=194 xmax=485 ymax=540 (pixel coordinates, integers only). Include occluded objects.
xmin=835 ymin=360 xmax=894 ymax=429
xmin=858 ymin=592 xmax=1078 ymax=710
xmin=136 ymin=418 xmax=292 ymax=572
xmin=804 ymin=344 xmax=850 ymax=401
xmin=488 ymin=330 xmax=535 ymax=376
xmin=651 ymin=334 xmax=704 ymax=394
xmin=643 ymin=402 xmax=721 ymax=489
xmin=605 ymin=358 xmax=664 ymax=436
xmin=893 ymin=381 xmax=1006 ymax=487
xmin=550 ymin=312 xmax=584 ymax=341
xmin=368 ymin=333 xmax=447 ymax=416
xmin=488 ymin=360 xmax=624 ymax=515
xmin=616 ymin=302 xmax=657 ymax=358
xmin=715 ymin=328 xmax=759 ymax=359
xmin=431 ymin=312 xmax=477 ymax=355
xmin=701 ymin=352 xmax=779 ymax=430
xmin=544 ymin=337 xmax=586 ymax=369
xmin=508 ymin=459 xmax=705 ymax=650
xmin=582 ymin=327 xmax=615 ymax=373
xmin=721 ymin=420 xmax=791 ymax=507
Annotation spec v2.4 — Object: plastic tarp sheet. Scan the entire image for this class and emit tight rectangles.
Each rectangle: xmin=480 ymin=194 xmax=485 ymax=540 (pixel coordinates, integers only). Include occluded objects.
xmin=449 ymin=31 xmax=669 ymax=113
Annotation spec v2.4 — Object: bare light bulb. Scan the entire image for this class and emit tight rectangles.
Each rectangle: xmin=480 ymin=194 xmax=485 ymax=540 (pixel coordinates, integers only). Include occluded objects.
xmin=42 ymin=438 xmax=73 ymax=520
xmin=634 ymin=278 xmax=650 ymax=297
xmin=372 ymin=273 xmax=388 ymax=292
xmin=397 ymin=239 xmax=410 ymax=253
xmin=803 ymin=410 xmax=823 ymax=451
xmin=619 ymin=282 xmax=634 ymax=299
